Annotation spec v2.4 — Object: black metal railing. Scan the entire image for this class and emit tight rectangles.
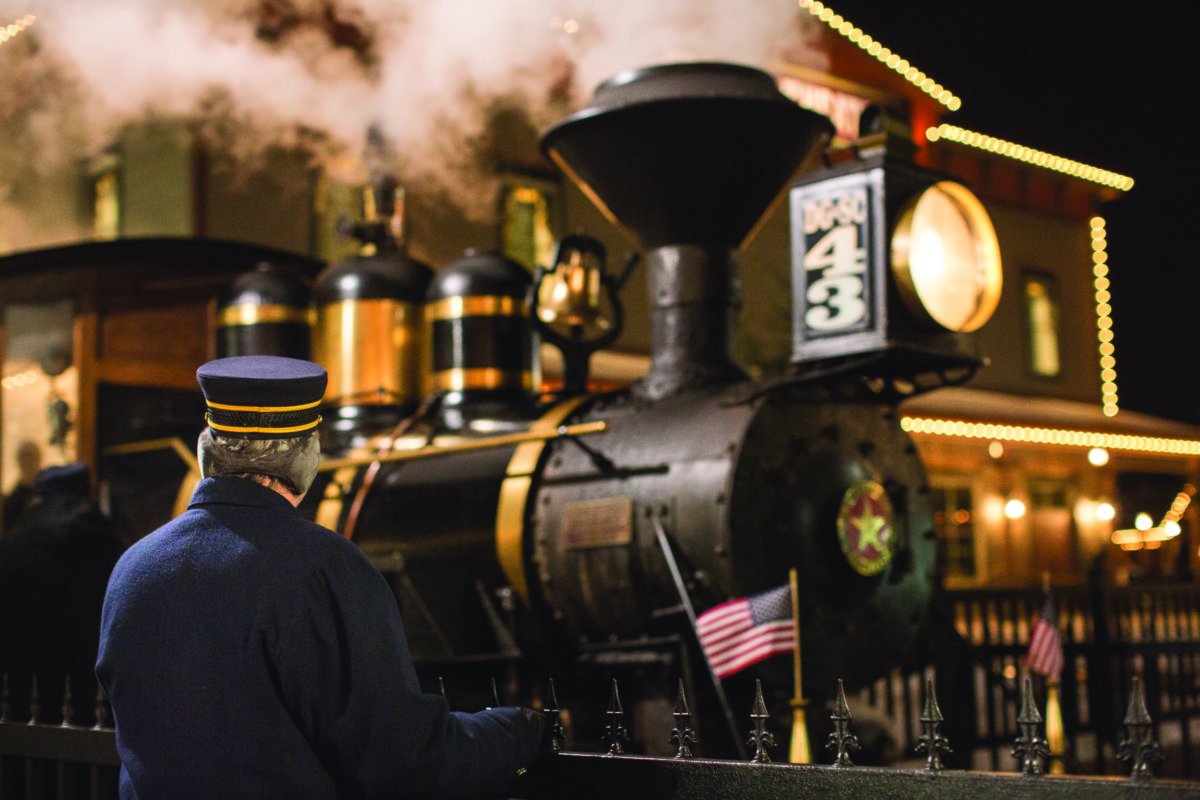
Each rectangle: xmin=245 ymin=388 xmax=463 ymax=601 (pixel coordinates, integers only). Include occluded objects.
xmin=849 ymin=582 xmax=1200 ymax=778
xmin=506 ymin=674 xmax=1200 ymax=800
xmin=6 ymin=581 xmax=1200 ymax=797
xmin=0 ymin=673 xmax=119 ymax=800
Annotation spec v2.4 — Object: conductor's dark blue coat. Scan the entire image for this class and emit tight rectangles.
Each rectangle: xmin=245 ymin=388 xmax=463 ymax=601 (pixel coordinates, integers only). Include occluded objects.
xmin=97 ymin=476 xmax=541 ymax=799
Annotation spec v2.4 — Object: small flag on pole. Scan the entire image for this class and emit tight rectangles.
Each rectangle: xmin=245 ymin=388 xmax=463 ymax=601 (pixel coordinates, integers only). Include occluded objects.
xmin=697 ymin=584 xmax=795 ymax=678
xmin=1023 ymin=587 xmax=1064 ymax=681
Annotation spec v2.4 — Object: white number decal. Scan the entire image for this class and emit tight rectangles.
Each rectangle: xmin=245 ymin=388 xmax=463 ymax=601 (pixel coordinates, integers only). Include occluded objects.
xmin=804 ymin=225 xmax=865 ymax=276
xmin=803 ymin=219 xmax=867 ymax=331
xmin=806 ymin=275 xmax=866 ymax=331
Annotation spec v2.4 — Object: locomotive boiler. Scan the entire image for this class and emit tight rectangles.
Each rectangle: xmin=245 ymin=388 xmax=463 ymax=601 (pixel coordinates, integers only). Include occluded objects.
xmin=218 ymin=62 xmax=1001 ymax=756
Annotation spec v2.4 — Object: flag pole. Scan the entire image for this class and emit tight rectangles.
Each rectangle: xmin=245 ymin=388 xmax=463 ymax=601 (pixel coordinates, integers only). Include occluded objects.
xmin=652 ymin=514 xmax=748 ymax=760
xmin=788 ymin=567 xmax=811 ymax=764
xmin=1041 ymin=571 xmax=1066 ymax=774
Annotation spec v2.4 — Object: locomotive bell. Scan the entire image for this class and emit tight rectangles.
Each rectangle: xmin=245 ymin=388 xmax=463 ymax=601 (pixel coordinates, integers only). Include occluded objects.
xmin=215 ymin=262 xmax=314 ymax=360
xmin=536 ymin=236 xmax=608 ymax=333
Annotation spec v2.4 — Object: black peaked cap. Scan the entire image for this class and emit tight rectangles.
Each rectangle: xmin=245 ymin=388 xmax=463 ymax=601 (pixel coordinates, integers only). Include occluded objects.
xmin=197 ymin=356 xmax=327 ymax=440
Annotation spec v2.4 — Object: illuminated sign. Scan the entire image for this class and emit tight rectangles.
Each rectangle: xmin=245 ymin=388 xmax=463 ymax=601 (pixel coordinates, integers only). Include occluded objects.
xmin=776 ymin=75 xmax=870 ymax=143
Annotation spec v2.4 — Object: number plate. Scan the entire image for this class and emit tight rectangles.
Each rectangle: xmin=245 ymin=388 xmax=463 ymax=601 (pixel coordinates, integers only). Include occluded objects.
xmin=790 ymin=169 xmax=884 ymax=359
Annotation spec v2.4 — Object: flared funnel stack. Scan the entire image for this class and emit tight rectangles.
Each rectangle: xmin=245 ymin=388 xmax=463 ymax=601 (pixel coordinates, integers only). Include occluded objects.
xmin=541 ymin=62 xmax=834 ymax=251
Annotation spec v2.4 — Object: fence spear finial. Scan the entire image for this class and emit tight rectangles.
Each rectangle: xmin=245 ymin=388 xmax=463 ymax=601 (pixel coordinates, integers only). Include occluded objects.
xmin=604 ymin=679 xmax=628 ymax=755
xmin=747 ymin=679 xmax=774 ymax=763
xmin=1118 ymin=676 xmax=1162 ymax=781
xmin=28 ymin=673 xmax=41 ymax=725
xmin=546 ymin=678 xmax=566 ymax=753
xmin=671 ymin=679 xmax=696 ymax=759
xmin=1013 ymin=678 xmax=1050 ymax=775
xmin=61 ymin=674 xmax=74 ymax=727
xmin=915 ymin=678 xmax=952 ymax=771
xmin=826 ymin=678 xmax=859 ymax=767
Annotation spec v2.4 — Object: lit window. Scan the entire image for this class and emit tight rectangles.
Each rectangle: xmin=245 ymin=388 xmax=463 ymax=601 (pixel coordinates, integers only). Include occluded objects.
xmin=93 ymin=168 xmax=121 ymax=241
xmin=931 ymin=477 xmax=975 ymax=579
xmin=1024 ymin=271 xmax=1060 ymax=377
xmin=500 ymin=176 xmax=558 ymax=271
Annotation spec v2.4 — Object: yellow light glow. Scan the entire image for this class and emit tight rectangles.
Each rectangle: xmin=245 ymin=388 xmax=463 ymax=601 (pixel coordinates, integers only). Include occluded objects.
xmin=1089 ymin=215 xmax=1119 ymax=415
xmin=902 ymin=416 xmax=1200 ymax=457
xmin=1112 ymin=529 xmax=1141 ymax=546
xmin=0 ymin=14 xmax=34 ymax=47
xmin=924 ymin=125 xmax=1133 ymax=191
xmin=1135 ymin=512 xmax=1153 ymax=531
xmin=1096 ymin=502 xmax=1115 ymax=521
xmin=1088 ymin=447 xmax=1109 ymax=466
xmin=1005 ymin=499 xmax=1027 ymax=520
xmin=988 ymin=441 xmax=1004 ymax=459
xmin=797 ymin=0 xmax=960 ymax=109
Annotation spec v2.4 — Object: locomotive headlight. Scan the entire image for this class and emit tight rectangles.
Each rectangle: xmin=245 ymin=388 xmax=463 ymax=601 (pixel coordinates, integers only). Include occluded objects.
xmin=891 ymin=181 xmax=1002 ymax=332
xmin=790 ymin=147 xmax=1003 ymax=373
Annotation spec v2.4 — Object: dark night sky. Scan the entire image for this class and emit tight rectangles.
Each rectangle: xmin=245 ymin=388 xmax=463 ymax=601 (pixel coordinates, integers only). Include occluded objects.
xmin=827 ymin=2 xmax=1197 ymax=424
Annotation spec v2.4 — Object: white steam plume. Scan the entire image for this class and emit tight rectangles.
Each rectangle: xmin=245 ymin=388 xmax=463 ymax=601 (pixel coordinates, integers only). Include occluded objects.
xmin=0 ymin=0 xmax=825 ymax=245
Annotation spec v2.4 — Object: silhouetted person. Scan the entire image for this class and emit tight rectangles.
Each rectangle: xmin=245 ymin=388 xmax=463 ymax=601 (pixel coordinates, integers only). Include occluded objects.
xmin=2 ymin=440 xmax=42 ymax=535
xmin=0 ymin=462 xmax=123 ymax=723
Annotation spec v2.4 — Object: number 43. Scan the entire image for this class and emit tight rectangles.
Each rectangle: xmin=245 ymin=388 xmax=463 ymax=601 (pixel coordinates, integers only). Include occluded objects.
xmin=804 ymin=225 xmax=867 ymax=332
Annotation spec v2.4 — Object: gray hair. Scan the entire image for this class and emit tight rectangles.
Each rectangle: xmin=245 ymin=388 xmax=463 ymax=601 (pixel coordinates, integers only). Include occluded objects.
xmin=196 ymin=428 xmax=321 ymax=496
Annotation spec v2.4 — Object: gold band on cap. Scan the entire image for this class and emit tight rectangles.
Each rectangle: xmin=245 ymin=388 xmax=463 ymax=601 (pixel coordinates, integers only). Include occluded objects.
xmin=207 ymin=417 xmax=322 ymax=435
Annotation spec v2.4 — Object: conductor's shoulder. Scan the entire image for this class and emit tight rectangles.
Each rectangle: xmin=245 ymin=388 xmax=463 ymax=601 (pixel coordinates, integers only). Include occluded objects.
xmin=292 ymin=515 xmax=378 ymax=571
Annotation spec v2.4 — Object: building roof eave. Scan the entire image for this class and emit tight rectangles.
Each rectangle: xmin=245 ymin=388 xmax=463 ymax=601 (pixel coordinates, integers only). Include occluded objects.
xmin=900 ymin=387 xmax=1200 ymax=452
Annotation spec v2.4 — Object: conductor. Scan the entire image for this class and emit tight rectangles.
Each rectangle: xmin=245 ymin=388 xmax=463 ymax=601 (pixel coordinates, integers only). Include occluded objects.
xmin=97 ymin=356 xmax=543 ymax=799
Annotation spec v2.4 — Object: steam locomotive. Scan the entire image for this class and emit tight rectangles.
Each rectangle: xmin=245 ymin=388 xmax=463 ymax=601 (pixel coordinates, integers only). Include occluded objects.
xmin=0 ymin=61 xmax=1001 ymax=757
xmin=210 ymin=62 xmax=1004 ymax=756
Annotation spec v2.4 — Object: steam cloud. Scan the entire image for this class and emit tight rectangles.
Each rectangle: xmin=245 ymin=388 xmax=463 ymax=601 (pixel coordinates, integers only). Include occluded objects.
xmin=0 ymin=0 xmax=823 ymax=248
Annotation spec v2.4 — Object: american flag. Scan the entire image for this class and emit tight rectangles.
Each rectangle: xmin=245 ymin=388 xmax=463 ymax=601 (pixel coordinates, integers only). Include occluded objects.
xmin=1023 ymin=590 xmax=1064 ymax=680
xmin=697 ymin=584 xmax=796 ymax=679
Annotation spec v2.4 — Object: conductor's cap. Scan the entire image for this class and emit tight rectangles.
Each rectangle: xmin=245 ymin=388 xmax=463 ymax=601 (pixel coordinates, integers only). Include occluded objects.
xmin=197 ymin=356 xmax=327 ymax=440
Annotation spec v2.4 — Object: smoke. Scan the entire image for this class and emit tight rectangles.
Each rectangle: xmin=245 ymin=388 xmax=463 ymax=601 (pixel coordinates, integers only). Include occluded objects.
xmin=0 ymin=0 xmax=824 ymax=243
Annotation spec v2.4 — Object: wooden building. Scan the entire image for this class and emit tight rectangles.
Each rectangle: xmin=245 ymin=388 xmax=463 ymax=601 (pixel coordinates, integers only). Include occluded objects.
xmin=3 ymin=1 xmax=1197 ymax=590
